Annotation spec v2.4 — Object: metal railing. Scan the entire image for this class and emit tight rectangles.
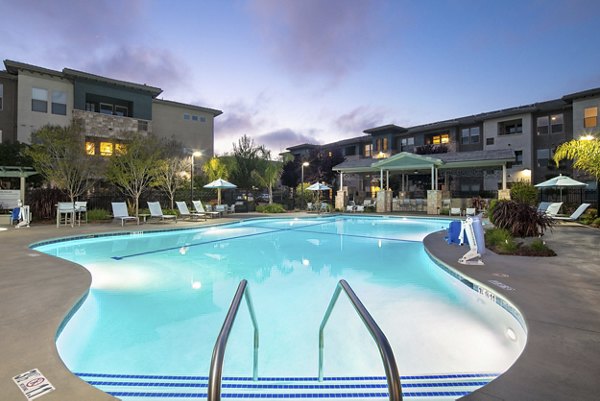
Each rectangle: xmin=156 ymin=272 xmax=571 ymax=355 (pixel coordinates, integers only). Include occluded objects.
xmin=208 ymin=280 xmax=259 ymax=401
xmin=319 ymin=279 xmax=403 ymax=401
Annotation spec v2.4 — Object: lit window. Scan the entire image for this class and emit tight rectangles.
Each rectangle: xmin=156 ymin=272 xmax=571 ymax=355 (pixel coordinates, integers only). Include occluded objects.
xmin=51 ymin=90 xmax=67 ymax=115
xmin=550 ymin=114 xmax=563 ymax=133
xmin=431 ymin=133 xmax=449 ymax=144
xmin=364 ymin=143 xmax=373 ymax=158
xmin=115 ymin=143 xmax=127 ymax=155
xmin=584 ymin=107 xmax=598 ymax=128
xmin=85 ymin=142 xmax=96 ymax=155
xmin=100 ymin=142 xmax=114 ymax=156
xmin=328 ymin=151 xmax=332 ymax=157
xmin=32 ymin=88 xmax=48 ymax=113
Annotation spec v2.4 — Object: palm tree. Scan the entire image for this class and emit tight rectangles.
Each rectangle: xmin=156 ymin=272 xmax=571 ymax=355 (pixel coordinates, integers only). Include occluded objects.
xmin=202 ymin=157 xmax=229 ymax=181
xmin=252 ymin=161 xmax=283 ymax=204
xmin=553 ymin=131 xmax=600 ymax=179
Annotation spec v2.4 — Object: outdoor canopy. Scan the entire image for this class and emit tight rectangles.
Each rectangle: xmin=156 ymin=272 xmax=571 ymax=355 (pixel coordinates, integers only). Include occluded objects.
xmin=535 ymin=174 xmax=587 ymax=201
xmin=203 ymin=178 xmax=237 ymax=205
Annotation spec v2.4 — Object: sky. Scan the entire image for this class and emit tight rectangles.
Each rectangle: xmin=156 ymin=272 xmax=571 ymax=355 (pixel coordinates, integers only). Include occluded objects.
xmin=2 ymin=0 xmax=600 ymax=156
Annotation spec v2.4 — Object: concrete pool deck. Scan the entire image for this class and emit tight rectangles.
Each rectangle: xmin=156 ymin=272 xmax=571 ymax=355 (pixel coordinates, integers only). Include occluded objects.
xmin=0 ymin=214 xmax=599 ymax=400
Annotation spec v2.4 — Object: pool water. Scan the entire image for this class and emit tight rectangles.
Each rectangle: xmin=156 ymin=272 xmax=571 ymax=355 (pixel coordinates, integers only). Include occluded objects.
xmin=35 ymin=216 xmax=526 ymax=380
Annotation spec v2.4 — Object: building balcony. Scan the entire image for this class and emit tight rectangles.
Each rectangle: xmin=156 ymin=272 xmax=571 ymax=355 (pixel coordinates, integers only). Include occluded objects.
xmin=73 ymin=109 xmax=152 ymax=139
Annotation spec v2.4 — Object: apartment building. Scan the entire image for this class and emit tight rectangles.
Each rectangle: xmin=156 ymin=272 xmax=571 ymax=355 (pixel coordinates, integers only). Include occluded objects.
xmin=287 ymin=87 xmax=600 ymax=211
xmin=0 ymin=60 xmax=222 ymax=157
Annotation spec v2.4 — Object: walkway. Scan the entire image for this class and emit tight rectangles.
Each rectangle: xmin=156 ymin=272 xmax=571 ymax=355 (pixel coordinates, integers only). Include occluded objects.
xmin=0 ymin=215 xmax=599 ymax=400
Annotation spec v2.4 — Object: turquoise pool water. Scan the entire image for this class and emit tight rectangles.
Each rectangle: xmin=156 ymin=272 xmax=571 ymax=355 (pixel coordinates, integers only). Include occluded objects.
xmin=35 ymin=215 xmax=526 ymax=379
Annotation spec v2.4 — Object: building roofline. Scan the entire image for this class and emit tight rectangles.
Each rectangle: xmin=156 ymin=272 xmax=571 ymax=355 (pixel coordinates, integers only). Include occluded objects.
xmin=363 ymin=124 xmax=407 ymax=134
xmin=286 ymin=143 xmax=320 ymax=151
xmin=153 ymin=98 xmax=223 ymax=117
xmin=0 ymin=70 xmax=17 ymax=80
xmin=4 ymin=59 xmax=64 ymax=79
xmin=562 ymin=87 xmax=600 ymax=101
xmin=62 ymin=68 xmax=163 ymax=96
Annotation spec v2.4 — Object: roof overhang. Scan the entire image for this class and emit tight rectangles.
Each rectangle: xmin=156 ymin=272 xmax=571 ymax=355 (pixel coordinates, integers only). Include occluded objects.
xmin=0 ymin=166 xmax=38 ymax=178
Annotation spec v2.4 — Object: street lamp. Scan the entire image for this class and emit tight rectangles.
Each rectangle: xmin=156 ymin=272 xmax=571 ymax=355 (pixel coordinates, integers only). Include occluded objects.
xmin=190 ymin=151 xmax=202 ymax=203
xmin=301 ymin=161 xmax=309 ymax=209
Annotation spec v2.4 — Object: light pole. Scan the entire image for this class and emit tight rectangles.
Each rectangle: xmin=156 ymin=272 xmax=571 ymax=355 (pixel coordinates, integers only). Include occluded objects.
xmin=191 ymin=151 xmax=202 ymax=203
xmin=301 ymin=161 xmax=309 ymax=209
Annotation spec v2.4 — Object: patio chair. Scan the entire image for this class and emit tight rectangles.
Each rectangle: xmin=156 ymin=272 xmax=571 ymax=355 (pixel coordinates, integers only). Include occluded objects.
xmin=57 ymin=202 xmax=75 ymax=227
xmin=147 ymin=201 xmax=177 ymax=223
xmin=346 ymin=204 xmax=355 ymax=212
xmin=355 ymin=205 xmax=365 ymax=212
xmin=111 ymin=202 xmax=139 ymax=226
xmin=537 ymin=201 xmax=552 ymax=213
xmin=465 ymin=207 xmax=477 ymax=216
xmin=320 ymin=203 xmax=329 ymax=213
xmin=215 ymin=204 xmax=228 ymax=214
xmin=176 ymin=201 xmax=206 ymax=221
xmin=544 ymin=202 xmax=563 ymax=217
xmin=449 ymin=207 xmax=462 ymax=216
xmin=75 ymin=201 xmax=87 ymax=225
xmin=552 ymin=203 xmax=591 ymax=221
xmin=306 ymin=202 xmax=315 ymax=212
xmin=192 ymin=200 xmax=221 ymax=218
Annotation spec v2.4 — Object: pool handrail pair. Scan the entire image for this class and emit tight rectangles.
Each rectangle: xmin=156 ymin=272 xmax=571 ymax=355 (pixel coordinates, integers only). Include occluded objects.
xmin=207 ymin=279 xmax=403 ymax=401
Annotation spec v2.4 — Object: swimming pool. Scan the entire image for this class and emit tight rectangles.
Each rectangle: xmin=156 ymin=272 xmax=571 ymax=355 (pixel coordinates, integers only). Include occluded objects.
xmin=34 ymin=215 xmax=526 ymax=400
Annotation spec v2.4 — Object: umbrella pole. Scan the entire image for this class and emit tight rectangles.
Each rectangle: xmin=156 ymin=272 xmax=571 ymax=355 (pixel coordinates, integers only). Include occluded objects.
xmin=218 ymin=188 xmax=222 ymax=205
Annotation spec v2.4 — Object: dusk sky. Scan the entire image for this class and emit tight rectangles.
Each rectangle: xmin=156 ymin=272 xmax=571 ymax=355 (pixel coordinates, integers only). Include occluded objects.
xmin=2 ymin=0 xmax=600 ymax=156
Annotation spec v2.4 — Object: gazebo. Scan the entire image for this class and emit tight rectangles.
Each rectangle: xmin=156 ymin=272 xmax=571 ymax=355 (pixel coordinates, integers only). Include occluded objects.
xmin=0 ymin=166 xmax=38 ymax=209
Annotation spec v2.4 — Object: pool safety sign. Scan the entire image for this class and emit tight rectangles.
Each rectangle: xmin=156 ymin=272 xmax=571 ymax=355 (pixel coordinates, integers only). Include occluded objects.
xmin=12 ymin=369 xmax=55 ymax=400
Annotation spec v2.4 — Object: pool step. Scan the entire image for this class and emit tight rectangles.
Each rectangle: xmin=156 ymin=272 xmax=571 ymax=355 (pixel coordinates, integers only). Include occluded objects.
xmin=77 ymin=372 xmax=498 ymax=400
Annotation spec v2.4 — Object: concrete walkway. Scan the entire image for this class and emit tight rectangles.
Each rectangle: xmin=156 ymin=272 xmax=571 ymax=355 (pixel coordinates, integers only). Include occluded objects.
xmin=1 ymin=215 xmax=599 ymax=400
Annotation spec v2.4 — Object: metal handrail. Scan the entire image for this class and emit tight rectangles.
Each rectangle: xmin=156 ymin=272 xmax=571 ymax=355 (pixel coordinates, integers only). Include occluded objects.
xmin=319 ymin=279 xmax=403 ymax=401
xmin=208 ymin=279 xmax=259 ymax=401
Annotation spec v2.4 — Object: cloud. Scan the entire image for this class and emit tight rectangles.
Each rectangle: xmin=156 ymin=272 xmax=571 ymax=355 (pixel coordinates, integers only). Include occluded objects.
xmin=255 ymin=128 xmax=320 ymax=152
xmin=334 ymin=106 xmax=388 ymax=133
xmin=82 ymin=46 xmax=189 ymax=92
xmin=248 ymin=0 xmax=379 ymax=78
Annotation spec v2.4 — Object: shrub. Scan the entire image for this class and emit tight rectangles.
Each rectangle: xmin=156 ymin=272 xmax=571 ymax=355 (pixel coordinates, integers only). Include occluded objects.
xmin=580 ymin=208 xmax=598 ymax=225
xmin=87 ymin=208 xmax=111 ymax=221
xmin=485 ymin=228 xmax=513 ymax=247
xmin=256 ymin=203 xmax=286 ymax=213
xmin=592 ymin=217 xmax=600 ymax=227
xmin=510 ymin=181 xmax=538 ymax=206
xmin=497 ymin=237 xmax=519 ymax=254
xmin=487 ymin=199 xmax=499 ymax=225
xmin=491 ymin=200 xmax=553 ymax=237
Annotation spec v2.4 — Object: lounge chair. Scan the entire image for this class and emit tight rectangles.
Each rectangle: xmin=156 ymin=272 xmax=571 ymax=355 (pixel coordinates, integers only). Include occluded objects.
xmin=320 ymin=203 xmax=329 ymax=213
xmin=346 ymin=204 xmax=355 ymax=212
xmin=450 ymin=207 xmax=462 ymax=216
xmin=355 ymin=205 xmax=365 ymax=212
xmin=192 ymin=200 xmax=220 ymax=218
xmin=306 ymin=202 xmax=315 ymax=212
xmin=176 ymin=201 xmax=206 ymax=221
xmin=537 ymin=202 xmax=552 ymax=213
xmin=111 ymin=202 xmax=139 ymax=226
xmin=544 ymin=202 xmax=563 ymax=217
xmin=215 ymin=204 xmax=228 ymax=214
xmin=552 ymin=203 xmax=591 ymax=221
xmin=465 ymin=207 xmax=476 ymax=216
xmin=147 ymin=201 xmax=177 ymax=223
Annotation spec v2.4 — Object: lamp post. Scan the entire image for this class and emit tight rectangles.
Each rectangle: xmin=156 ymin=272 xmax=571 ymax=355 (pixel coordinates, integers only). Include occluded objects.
xmin=301 ymin=162 xmax=309 ymax=209
xmin=190 ymin=151 xmax=202 ymax=203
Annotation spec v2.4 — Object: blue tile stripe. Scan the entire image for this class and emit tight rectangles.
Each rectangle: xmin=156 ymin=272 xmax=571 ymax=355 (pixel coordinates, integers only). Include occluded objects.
xmin=105 ymin=390 xmax=471 ymax=398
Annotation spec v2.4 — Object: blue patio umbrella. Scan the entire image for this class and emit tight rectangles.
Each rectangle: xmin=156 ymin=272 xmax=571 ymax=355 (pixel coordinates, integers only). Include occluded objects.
xmin=534 ymin=174 xmax=587 ymax=201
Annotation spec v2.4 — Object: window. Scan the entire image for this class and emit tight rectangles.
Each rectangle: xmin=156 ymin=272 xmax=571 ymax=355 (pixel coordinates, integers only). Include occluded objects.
xmin=192 ymin=115 xmax=199 ymax=121
xmin=32 ymin=88 xmax=48 ymax=112
xmin=115 ymin=143 xmax=127 ymax=155
xmin=99 ymin=103 xmax=113 ymax=115
xmin=584 ymin=107 xmax=598 ymax=128
xmin=498 ymin=119 xmax=522 ymax=135
xmin=514 ymin=150 xmax=523 ymax=165
xmin=364 ymin=143 xmax=373 ymax=158
xmin=85 ymin=142 xmax=96 ymax=155
xmin=200 ymin=116 xmax=206 ymax=122
xmin=114 ymin=105 xmax=128 ymax=117
xmin=51 ymin=90 xmax=67 ymax=115
xmin=430 ymin=133 xmax=449 ymax=144
xmin=183 ymin=113 xmax=190 ymax=120
xmin=100 ymin=142 xmax=114 ymax=156
xmin=486 ymin=137 xmax=494 ymax=145
xmin=344 ymin=146 xmax=356 ymax=156
xmin=376 ymin=137 xmax=388 ymax=152
xmin=0 ymin=83 xmax=3 ymax=111
xmin=460 ymin=127 xmax=480 ymax=144
xmin=536 ymin=148 xmax=550 ymax=168
xmin=85 ymin=102 xmax=95 ymax=112
xmin=536 ymin=116 xmax=549 ymax=135
xmin=138 ymin=120 xmax=148 ymax=132
xmin=550 ymin=114 xmax=563 ymax=133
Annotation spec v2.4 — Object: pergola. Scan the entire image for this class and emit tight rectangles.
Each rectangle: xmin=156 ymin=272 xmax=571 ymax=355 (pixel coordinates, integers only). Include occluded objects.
xmin=0 ymin=166 xmax=38 ymax=207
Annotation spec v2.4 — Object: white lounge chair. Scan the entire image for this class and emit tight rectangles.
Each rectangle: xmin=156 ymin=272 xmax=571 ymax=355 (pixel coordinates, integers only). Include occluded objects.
xmin=355 ymin=205 xmax=365 ymax=212
xmin=111 ymin=202 xmax=139 ymax=226
xmin=544 ymin=202 xmax=563 ymax=217
xmin=552 ymin=203 xmax=591 ymax=221
xmin=450 ymin=207 xmax=462 ymax=216
xmin=465 ymin=207 xmax=476 ymax=216
xmin=147 ymin=201 xmax=177 ymax=223
xmin=176 ymin=201 xmax=207 ymax=221
xmin=192 ymin=200 xmax=220 ymax=218
xmin=537 ymin=201 xmax=552 ymax=213
xmin=346 ymin=204 xmax=355 ymax=212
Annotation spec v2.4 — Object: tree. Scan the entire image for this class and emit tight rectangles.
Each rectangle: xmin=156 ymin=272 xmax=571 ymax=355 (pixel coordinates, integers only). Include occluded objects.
xmin=553 ymin=131 xmax=600 ymax=179
xmin=230 ymin=135 xmax=268 ymax=189
xmin=202 ymin=156 xmax=229 ymax=182
xmin=252 ymin=160 xmax=283 ymax=204
xmin=152 ymin=138 xmax=187 ymax=209
xmin=25 ymin=122 xmax=101 ymax=203
xmin=106 ymin=133 xmax=162 ymax=216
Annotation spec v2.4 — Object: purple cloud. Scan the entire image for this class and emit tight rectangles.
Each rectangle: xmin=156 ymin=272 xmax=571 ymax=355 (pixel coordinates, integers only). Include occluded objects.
xmin=248 ymin=0 xmax=379 ymax=77
xmin=335 ymin=106 xmax=388 ymax=133
xmin=255 ymin=128 xmax=319 ymax=152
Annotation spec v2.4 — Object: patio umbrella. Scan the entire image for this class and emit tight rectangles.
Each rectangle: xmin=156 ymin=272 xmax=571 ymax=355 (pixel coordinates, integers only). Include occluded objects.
xmin=534 ymin=174 xmax=587 ymax=201
xmin=307 ymin=182 xmax=331 ymax=212
xmin=204 ymin=178 xmax=237 ymax=205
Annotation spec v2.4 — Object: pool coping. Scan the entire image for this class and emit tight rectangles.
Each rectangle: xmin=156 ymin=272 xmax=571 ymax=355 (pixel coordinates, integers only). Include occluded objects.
xmin=1 ymin=214 xmax=599 ymax=400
